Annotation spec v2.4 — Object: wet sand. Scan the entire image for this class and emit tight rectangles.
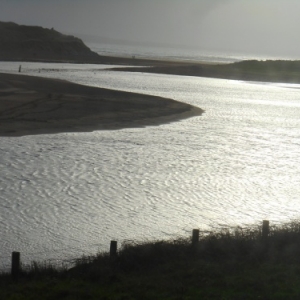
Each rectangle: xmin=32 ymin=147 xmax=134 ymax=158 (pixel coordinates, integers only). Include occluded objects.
xmin=0 ymin=73 xmax=204 ymax=137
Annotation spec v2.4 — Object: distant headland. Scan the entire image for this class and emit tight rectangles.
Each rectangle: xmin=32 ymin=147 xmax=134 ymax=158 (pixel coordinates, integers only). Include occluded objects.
xmin=0 ymin=21 xmax=172 ymax=66
xmin=0 ymin=21 xmax=99 ymax=62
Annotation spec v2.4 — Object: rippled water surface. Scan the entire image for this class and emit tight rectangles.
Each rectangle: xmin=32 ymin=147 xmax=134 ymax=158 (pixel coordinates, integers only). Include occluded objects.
xmin=1 ymin=62 xmax=300 ymax=266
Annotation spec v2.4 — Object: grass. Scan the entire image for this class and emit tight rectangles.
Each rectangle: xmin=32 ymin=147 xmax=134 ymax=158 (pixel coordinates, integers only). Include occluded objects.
xmin=2 ymin=221 xmax=300 ymax=299
xmin=214 ymin=60 xmax=300 ymax=83
xmin=113 ymin=59 xmax=300 ymax=84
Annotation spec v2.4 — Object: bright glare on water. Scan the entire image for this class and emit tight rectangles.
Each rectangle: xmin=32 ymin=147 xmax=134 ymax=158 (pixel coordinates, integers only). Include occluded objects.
xmin=1 ymin=62 xmax=300 ymax=266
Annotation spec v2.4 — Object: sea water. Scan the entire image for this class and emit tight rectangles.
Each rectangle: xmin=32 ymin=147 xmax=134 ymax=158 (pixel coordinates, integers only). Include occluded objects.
xmin=87 ymin=41 xmax=300 ymax=63
xmin=1 ymin=59 xmax=300 ymax=268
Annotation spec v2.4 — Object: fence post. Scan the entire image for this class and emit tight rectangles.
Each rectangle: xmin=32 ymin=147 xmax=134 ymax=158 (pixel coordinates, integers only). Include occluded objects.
xmin=262 ymin=220 xmax=270 ymax=240
xmin=192 ymin=229 xmax=199 ymax=248
xmin=11 ymin=252 xmax=20 ymax=281
xmin=110 ymin=241 xmax=117 ymax=259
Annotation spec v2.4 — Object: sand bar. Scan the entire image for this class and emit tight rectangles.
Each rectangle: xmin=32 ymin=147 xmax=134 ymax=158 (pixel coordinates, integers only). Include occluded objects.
xmin=0 ymin=73 xmax=203 ymax=137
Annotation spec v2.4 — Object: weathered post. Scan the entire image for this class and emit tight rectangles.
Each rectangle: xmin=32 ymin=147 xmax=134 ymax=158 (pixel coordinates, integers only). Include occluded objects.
xmin=18 ymin=65 xmax=21 ymax=73
xmin=11 ymin=252 xmax=20 ymax=281
xmin=110 ymin=241 xmax=117 ymax=259
xmin=192 ymin=229 xmax=199 ymax=247
xmin=262 ymin=220 xmax=270 ymax=240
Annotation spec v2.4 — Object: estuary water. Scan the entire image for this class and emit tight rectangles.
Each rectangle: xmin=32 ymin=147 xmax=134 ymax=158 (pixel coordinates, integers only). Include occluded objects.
xmin=1 ymin=61 xmax=300 ymax=267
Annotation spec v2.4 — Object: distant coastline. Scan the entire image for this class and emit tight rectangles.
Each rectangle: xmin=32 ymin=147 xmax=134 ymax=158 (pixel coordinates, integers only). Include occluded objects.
xmin=2 ymin=21 xmax=300 ymax=85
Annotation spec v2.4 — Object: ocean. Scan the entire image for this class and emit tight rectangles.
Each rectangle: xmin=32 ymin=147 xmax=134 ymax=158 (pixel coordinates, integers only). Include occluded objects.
xmin=1 ymin=45 xmax=300 ymax=268
xmin=87 ymin=41 xmax=300 ymax=63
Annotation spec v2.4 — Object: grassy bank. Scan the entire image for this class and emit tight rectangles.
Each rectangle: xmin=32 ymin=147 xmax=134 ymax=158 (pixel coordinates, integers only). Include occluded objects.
xmin=2 ymin=221 xmax=300 ymax=299
xmin=112 ymin=59 xmax=300 ymax=84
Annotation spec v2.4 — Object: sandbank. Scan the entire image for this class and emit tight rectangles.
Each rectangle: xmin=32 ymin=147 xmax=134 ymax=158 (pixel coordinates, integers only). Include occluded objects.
xmin=0 ymin=73 xmax=203 ymax=137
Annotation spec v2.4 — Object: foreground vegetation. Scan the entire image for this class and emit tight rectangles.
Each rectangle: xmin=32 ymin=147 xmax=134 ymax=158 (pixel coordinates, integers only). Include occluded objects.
xmin=2 ymin=221 xmax=300 ymax=299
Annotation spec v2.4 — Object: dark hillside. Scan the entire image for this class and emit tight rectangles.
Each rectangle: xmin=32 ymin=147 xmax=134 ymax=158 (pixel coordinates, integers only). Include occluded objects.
xmin=0 ymin=21 xmax=100 ymax=62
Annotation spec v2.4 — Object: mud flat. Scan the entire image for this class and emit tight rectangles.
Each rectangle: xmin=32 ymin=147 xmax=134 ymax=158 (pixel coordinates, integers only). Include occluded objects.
xmin=0 ymin=73 xmax=203 ymax=137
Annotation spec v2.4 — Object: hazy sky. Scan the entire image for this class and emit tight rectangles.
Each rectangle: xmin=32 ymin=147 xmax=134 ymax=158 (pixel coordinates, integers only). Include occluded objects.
xmin=1 ymin=0 xmax=300 ymax=56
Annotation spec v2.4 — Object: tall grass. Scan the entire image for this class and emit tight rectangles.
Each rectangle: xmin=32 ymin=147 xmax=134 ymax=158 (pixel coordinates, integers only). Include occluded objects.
xmin=2 ymin=220 xmax=300 ymax=280
xmin=69 ymin=221 xmax=300 ymax=279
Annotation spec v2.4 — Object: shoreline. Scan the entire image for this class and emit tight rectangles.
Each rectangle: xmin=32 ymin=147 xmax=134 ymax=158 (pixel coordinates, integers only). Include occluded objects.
xmin=0 ymin=73 xmax=204 ymax=137
xmin=4 ymin=55 xmax=300 ymax=85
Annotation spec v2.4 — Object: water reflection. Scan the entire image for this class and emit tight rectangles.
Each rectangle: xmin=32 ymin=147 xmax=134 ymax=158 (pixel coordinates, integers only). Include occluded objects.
xmin=1 ymin=62 xmax=300 ymax=265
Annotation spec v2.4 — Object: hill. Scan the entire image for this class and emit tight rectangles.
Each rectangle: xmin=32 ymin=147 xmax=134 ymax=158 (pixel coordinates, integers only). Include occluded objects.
xmin=0 ymin=21 xmax=102 ymax=62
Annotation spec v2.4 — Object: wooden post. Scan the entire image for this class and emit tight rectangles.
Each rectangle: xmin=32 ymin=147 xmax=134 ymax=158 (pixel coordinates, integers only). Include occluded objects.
xmin=18 ymin=65 xmax=21 ymax=73
xmin=11 ymin=252 xmax=20 ymax=281
xmin=262 ymin=220 xmax=270 ymax=240
xmin=192 ymin=229 xmax=199 ymax=247
xmin=110 ymin=241 xmax=117 ymax=258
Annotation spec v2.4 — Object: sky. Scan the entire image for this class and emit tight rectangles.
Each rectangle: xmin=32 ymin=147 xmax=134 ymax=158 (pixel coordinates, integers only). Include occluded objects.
xmin=1 ymin=0 xmax=300 ymax=57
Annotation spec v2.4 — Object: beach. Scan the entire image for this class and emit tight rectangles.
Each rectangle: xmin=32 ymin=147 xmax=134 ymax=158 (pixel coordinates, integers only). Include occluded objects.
xmin=0 ymin=73 xmax=203 ymax=137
